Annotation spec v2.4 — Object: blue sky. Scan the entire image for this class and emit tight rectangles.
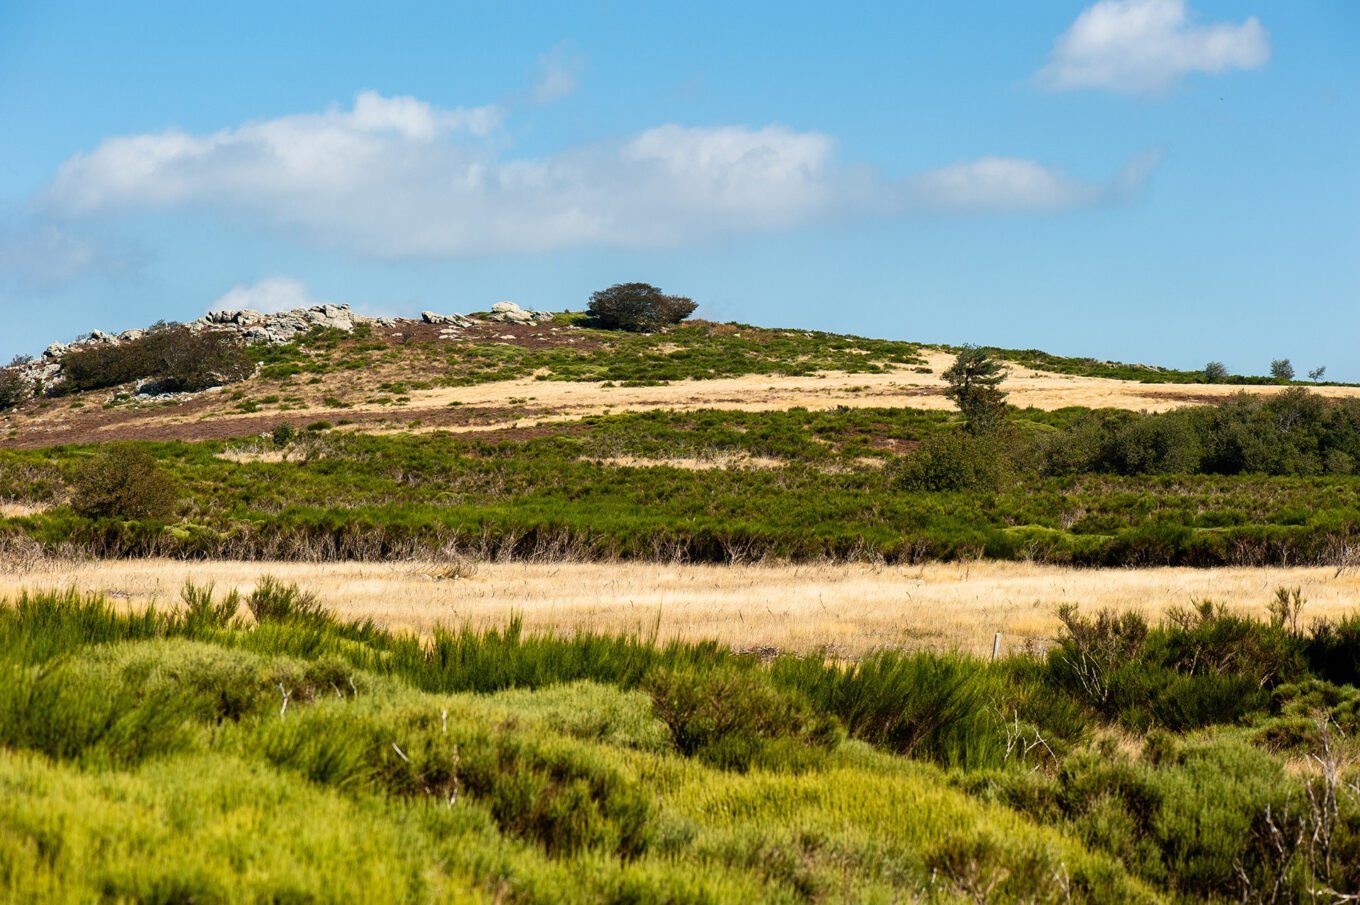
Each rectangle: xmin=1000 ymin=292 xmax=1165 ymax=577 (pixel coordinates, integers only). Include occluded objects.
xmin=1 ymin=0 xmax=1356 ymax=378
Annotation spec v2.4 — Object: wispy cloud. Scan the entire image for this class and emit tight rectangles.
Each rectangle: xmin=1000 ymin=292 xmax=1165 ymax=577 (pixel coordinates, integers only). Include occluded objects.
xmin=0 ymin=219 xmax=131 ymax=291
xmin=1037 ymin=0 xmax=1269 ymax=95
xmin=531 ymin=41 xmax=586 ymax=105
xmin=908 ymin=150 xmax=1162 ymax=212
xmin=42 ymin=91 xmax=1156 ymax=258
xmin=209 ymin=276 xmax=326 ymax=314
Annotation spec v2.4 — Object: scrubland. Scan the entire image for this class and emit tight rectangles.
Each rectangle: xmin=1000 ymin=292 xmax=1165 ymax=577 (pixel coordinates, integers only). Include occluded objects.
xmin=1 ymin=581 xmax=1358 ymax=902
xmin=2 ymin=318 xmax=1360 ymax=901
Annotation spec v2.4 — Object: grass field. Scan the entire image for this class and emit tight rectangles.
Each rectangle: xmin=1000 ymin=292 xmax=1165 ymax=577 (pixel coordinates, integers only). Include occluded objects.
xmin=4 ymin=559 xmax=1358 ymax=658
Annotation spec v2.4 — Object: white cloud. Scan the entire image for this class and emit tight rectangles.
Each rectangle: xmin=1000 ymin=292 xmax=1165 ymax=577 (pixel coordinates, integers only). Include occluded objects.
xmin=210 ymin=276 xmax=324 ymax=314
xmin=1037 ymin=0 xmax=1269 ymax=94
xmin=909 ymin=149 xmax=1161 ymax=212
xmin=43 ymin=92 xmax=1155 ymax=257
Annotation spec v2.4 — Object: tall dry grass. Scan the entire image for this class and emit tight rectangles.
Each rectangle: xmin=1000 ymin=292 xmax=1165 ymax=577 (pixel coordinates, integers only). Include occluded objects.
xmin=2 ymin=558 xmax=1356 ymax=657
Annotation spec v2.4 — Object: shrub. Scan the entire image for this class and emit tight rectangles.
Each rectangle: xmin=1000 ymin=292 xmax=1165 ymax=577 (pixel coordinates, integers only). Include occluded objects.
xmin=180 ymin=581 xmax=241 ymax=631
xmin=645 ymin=664 xmax=840 ymax=770
xmin=773 ymin=650 xmax=1008 ymax=769
xmin=896 ymin=430 xmax=1011 ymax=492
xmin=246 ymin=576 xmax=328 ymax=625
xmin=587 ymin=283 xmax=697 ymax=332
xmin=1106 ymin=412 xmax=1202 ymax=475
xmin=270 ymin=423 xmax=296 ymax=447
xmin=69 ymin=445 xmax=180 ymax=520
xmin=59 ymin=326 xmax=252 ymax=394
xmin=0 ymin=367 xmax=29 ymax=411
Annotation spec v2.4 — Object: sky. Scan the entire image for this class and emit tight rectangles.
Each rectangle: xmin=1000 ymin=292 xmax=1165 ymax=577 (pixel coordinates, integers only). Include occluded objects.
xmin=1 ymin=0 xmax=1356 ymax=379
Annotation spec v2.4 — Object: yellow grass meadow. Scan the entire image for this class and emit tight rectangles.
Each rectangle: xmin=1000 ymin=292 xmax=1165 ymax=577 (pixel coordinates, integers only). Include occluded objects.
xmin=3 ymin=558 xmax=1357 ymax=658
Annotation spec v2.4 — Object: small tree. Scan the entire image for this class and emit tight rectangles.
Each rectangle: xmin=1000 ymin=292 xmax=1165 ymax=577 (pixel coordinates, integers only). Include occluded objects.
xmin=1308 ymin=365 xmax=1327 ymax=383
xmin=1202 ymin=361 xmax=1228 ymax=383
xmin=587 ymin=283 xmax=697 ymax=332
xmin=1269 ymin=358 xmax=1294 ymax=383
xmin=942 ymin=345 xmax=1008 ymax=433
xmin=70 ymin=445 xmax=180 ymax=520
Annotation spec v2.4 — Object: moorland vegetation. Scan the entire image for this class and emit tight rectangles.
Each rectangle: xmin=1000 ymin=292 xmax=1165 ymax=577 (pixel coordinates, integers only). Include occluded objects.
xmin=2 ymin=387 xmax=1359 ymax=566
xmin=0 ymin=580 xmax=1357 ymax=901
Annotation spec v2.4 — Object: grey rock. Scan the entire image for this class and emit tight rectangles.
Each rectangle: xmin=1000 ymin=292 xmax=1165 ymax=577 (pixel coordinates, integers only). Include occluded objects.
xmin=485 ymin=301 xmax=548 ymax=325
xmin=422 ymin=310 xmax=474 ymax=327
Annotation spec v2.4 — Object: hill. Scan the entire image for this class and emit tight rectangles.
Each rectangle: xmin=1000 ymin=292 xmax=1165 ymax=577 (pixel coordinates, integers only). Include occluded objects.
xmin=2 ymin=304 xmax=1360 ymax=569
xmin=4 ymin=302 xmax=1357 ymax=448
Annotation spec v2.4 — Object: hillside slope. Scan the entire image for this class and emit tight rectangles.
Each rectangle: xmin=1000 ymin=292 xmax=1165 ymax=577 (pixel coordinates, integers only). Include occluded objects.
xmin=4 ymin=305 xmax=1357 ymax=449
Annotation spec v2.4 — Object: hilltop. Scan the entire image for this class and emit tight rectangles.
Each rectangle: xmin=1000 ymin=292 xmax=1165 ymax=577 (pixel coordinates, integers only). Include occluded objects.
xmin=4 ymin=302 xmax=1357 ymax=449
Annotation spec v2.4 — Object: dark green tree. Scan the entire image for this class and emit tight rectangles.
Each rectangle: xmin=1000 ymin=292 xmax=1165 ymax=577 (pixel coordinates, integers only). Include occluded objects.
xmin=942 ymin=345 xmax=1008 ymax=433
xmin=1269 ymin=358 xmax=1294 ymax=383
xmin=1203 ymin=361 xmax=1227 ymax=383
xmin=587 ymin=283 xmax=697 ymax=332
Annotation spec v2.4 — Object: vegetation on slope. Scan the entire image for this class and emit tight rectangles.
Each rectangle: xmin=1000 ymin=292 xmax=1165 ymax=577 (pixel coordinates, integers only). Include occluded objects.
xmin=2 ymin=390 xmax=1359 ymax=566
xmin=0 ymin=582 xmax=1357 ymax=901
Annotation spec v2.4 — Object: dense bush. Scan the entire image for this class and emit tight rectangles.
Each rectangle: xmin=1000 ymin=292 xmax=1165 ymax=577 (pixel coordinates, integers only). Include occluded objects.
xmin=0 ymin=367 xmax=29 ymax=410
xmin=587 ymin=283 xmax=697 ymax=332
xmin=1048 ymin=600 xmax=1308 ymax=730
xmin=59 ymin=325 xmax=253 ymax=394
xmin=895 ymin=429 xmax=1012 ymax=492
xmin=68 ymin=444 xmax=180 ymax=521
xmin=646 ymin=664 xmax=841 ymax=770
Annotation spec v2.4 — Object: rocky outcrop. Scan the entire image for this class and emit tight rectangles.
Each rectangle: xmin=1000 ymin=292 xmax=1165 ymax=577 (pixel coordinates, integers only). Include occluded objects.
xmin=197 ymin=303 xmax=367 ymax=344
xmin=485 ymin=301 xmax=553 ymax=325
xmin=3 ymin=301 xmax=560 ymax=399
xmin=421 ymin=311 xmax=474 ymax=328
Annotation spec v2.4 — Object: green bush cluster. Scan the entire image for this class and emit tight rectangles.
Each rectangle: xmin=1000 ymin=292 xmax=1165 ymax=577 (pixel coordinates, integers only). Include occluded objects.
xmin=1026 ymin=389 xmax=1360 ymax=478
xmin=59 ymin=324 xmax=253 ymax=394
xmin=0 ymin=366 xmax=29 ymax=411
xmin=68 ymin=443 xmax=180 ymax=520
xmin=1 ymin=584 xmax=1358 ymax=900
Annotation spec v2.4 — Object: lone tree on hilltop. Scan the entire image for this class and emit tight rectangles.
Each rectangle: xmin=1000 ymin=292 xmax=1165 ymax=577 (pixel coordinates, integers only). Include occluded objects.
xmin=1308 ymin=365 xmax=1327 ymax=383
xmin=942 ymin=345 xmax=1008 ymax=434
xmin=587 ymin=283 xmax=697 ymax=332
xmin=1270 ymin=358 xmax=1295 ymax=383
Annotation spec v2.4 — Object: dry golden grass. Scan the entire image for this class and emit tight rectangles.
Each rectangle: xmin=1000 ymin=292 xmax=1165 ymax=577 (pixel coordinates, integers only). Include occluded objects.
xmin=3 ymin=558 xmax=1356 ymax=657
xmin=0 ymin=501 xmax=48 ymax=518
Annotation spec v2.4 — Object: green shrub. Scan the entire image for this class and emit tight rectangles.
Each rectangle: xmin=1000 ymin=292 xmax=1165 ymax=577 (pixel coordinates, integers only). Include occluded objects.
xmin=773 ymin=650 xmax=1008 ymax=769
xmin=896 ymin=430 xmax=1011 ymax=492
xmin=246 ymin=576 xmax=329 ymax=625
xmin=179 ymin=580 xmax=241 ymax=631
xmin=587 ymin=283 xmax=697 ymax=332
xmin=69 ymin=445 xmax=180 ymax=520
xmin=1106 ymin=412 xmax=1202 ymax=475
xmin=1306 ymin=613 xmax=1360 ymax=687
xmin=646 ymin=663 xmax=841 ymax=770
xmin=270 ymin=422 xmax=296 ymax=447
xmin=0 ymin=367 xmax=29 ymax=410
xmin=60 ymin=325 xmax=253 ymax=394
